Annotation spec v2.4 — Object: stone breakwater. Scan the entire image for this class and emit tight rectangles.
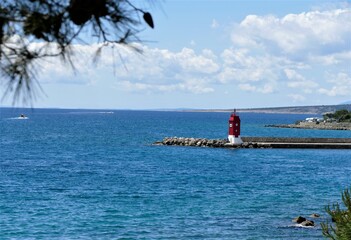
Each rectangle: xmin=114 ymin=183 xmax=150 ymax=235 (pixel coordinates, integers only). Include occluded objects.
xmin=154 ymin=137 xmax=271 ymax=149
xmin=154 ymin=137 xmax=351 ymax=149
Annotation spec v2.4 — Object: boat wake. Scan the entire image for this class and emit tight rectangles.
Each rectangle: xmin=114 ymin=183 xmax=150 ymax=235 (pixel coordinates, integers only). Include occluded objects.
xmin=279 ymin=224 xmax=318 ymax=229
xmin=9 ymin=117 xmax=29 ymax=120
xmin=68 ymin=111 xmax=114 ymax=114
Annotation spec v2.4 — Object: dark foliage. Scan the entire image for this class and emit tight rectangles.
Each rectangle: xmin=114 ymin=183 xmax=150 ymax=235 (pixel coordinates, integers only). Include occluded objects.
xmin=321 ymin=187 xmax=351 ymax=239
xmin=323 ymin=109 xmax=351 ymax=123
xmin=0 ymin=0 xmax=155 ymax=103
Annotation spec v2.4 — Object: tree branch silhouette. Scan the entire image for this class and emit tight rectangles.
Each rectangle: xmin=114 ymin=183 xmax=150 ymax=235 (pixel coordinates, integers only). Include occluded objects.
xmin=0 ymin=0 xmax=155 ymax=104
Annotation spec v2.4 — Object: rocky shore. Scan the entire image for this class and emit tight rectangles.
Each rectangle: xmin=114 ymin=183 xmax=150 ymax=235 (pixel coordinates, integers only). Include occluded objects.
xmin=265 ymin=122 xmax=351 ymax=130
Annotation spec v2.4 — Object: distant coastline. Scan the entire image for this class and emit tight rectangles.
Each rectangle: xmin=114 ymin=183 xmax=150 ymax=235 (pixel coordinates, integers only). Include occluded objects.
xmin=1 ymin=104 xmax=351 ymax=115
xmin=180 ymin=104 xmax=351 ymax=115
xmin=266 ymin=122 xmax=351 ymax=131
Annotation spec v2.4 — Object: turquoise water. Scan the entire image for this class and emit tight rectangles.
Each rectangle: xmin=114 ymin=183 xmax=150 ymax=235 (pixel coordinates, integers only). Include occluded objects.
xmin=1 ymin=108 xmax=351 ymax=239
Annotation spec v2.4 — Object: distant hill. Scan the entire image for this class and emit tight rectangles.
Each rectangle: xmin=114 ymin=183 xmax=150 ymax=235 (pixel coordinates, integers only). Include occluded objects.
xmin=184 ymin=104 xmax=351 ymax=115
xmin=238 ymin=104 xmax=351 ymax=114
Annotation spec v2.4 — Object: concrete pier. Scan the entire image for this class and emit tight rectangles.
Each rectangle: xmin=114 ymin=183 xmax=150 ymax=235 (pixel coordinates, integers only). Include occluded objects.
xmin=154 ymin=137 xmax=351 ymax=149
xmin=242 ymin=137 xmax=351 ymax=149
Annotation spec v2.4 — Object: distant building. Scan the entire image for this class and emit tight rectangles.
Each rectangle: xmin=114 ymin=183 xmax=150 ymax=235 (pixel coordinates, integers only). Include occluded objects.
xmin=305 ymin=117 xmax=323 ymax=123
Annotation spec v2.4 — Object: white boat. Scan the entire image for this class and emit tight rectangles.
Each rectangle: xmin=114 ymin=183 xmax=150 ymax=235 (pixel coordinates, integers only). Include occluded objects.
xmin=18 ymin=114 xmax=28 ymax=119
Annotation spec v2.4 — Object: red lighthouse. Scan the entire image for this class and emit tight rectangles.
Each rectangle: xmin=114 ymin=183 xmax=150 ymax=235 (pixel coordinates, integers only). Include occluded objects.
xmin=228 ymin=109 xmax=243 ymax=144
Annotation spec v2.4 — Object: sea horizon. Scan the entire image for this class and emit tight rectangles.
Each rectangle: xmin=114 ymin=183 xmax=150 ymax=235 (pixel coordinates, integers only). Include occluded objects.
xmin=1 ymin=103 xmax=351 ymax=115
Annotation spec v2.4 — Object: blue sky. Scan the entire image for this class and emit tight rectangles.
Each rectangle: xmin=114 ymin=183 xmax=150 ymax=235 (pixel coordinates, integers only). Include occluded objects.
xmin=2 ymin=0 xmax=350 ymax=109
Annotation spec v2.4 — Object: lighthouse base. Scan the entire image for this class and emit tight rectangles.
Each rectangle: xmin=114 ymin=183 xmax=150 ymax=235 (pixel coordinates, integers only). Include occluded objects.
xmin=228 ymin=135 xmax=243 ymax=145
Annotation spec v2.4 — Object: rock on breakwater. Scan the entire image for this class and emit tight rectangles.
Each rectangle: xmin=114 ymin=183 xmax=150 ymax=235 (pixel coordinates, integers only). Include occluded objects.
xmin=153 ymin=137 xmax=351 ymax=149
xmin=153 ymin=137 xmax=271 ymax=149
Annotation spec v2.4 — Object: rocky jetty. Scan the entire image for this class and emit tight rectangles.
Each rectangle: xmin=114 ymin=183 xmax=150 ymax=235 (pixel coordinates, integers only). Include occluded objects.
xmin=153 ymin=137 xmax=271 ymax=149
xmin=153 ymin=137 xmax=351 ymax=149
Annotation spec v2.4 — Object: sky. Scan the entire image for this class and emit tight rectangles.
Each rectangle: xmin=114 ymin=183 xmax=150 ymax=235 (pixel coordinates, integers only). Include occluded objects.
xmin=2 ymin=0 xmax=351 ymax=109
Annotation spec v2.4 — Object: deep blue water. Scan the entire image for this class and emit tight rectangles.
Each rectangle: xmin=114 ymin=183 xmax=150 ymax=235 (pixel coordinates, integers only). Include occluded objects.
xmin=1 ymin=108 xmax=351 ymax=239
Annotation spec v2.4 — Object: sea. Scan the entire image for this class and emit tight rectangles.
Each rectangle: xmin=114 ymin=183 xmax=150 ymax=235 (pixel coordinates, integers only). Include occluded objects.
xmin=1 ymin=107 xmax=351 ymax=240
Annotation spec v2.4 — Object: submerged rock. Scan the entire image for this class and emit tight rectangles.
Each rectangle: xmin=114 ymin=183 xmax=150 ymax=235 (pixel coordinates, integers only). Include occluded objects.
xmin=310 ymin=213 xmax=320 ymax=218
xmin=292 ymin=215 xmax=316 ymax=228
xmin=292 ymin=216 xmax=306 ymax=224
xmin=300 ymin=220 xmax=315 ymax=227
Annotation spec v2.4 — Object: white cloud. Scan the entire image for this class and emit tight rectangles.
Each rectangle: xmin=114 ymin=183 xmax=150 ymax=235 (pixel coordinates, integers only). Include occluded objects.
xmin=239 ymin=83 xmax=256 ymax=92
xmin=33 ymin=43 xmax=104 ymax=85
xmin=118 ymin=79 xmax=214 ymax=94
xmin=175 ymin=48 xmax=219 ymax=74
xmin=318 ymin=86 xmax=350 ymax=96
xmin=284 ymin=69 xmax=305 ymax=81
xmin=231 ymin=8 xmax=351 ymax=58
xmin=238 ymin=82 xmax=275 ymax=94
xmin=32 ymin=43 xmax=220 ymax=94
xmin=327 ymin=72 xmax=351 ymax=85
xmin=259 ymin=84 xmax=275 ymax=94
xmin=24 ymin=7 xmax=349 ymax=103
xmin=284 ymin=69 xmax=319 ymax=90
xmin=211 ymin=19 xmax=219 ymax=29
xmin=218 ymin=48 xmax=279 ymax=85
xmin=318 ymin=72 xmax=351 ymax=96
xmin=113 ymin=46 xmax=220 ymax=81
xmin=287 ymin=81 xmax=319 ymax=89
xmin=288 ymin=94 xmax=306 ymax=102
xmin=227 ymin=7 xmax=350 ymax=100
